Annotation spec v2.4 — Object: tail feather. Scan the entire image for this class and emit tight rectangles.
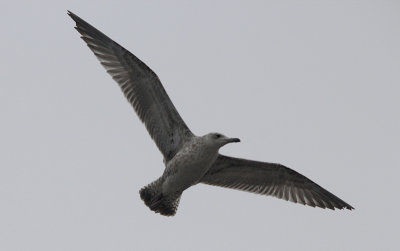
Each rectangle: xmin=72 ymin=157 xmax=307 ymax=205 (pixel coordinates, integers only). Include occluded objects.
xmin=139 ymin=178 xmax=182 ymax=216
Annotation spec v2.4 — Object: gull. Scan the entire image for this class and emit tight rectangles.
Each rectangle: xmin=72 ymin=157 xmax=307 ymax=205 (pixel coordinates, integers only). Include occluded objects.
xmin=68 ymin=11 xmax=353 ymax=216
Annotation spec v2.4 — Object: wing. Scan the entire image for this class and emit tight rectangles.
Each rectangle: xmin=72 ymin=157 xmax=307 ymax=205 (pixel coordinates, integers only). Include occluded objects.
xmin=68 ymin=11 xmax=193 ymax=161
xmin=201 ymin=155 xmax=353 ymax=210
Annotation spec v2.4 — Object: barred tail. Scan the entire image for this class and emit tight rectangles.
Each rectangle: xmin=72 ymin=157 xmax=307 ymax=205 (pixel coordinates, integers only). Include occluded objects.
xmin=139 ymin=178 xmax=182 ymax=216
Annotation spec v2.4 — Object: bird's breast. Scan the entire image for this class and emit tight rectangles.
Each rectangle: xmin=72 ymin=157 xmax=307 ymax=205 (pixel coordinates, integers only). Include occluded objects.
xmin=162 ymin=144 xmax=218 ymax=194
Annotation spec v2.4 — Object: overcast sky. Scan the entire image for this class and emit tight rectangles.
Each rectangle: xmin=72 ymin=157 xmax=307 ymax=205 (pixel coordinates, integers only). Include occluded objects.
xmin=1 ymin=1 xmax=399 ymax=250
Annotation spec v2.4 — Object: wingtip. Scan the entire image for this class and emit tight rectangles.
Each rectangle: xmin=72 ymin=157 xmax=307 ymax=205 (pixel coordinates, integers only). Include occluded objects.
xmin=341 ymin=200 xmax=354 ymax=210
xmin=319 ymin=204 xmax=354 ymax=211
xmin=67 ymin=10 xmax=82 ymax=23
xmin=336 ymin=204 xmax=354 ymax=211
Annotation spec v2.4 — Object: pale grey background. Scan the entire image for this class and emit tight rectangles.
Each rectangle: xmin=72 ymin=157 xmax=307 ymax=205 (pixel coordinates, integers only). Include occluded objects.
xmin=1 ymin=1 xmax=399 ymax=250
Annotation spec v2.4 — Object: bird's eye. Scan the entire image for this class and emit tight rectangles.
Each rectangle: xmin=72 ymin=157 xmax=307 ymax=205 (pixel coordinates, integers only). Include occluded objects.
xmin=215 ymin=134 xmax=221 ymax=138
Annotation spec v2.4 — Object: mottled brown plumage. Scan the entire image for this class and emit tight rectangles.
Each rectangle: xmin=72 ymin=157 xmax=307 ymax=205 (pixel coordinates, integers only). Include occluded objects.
xmin=68 ymin=11 xmax=353 ymax=216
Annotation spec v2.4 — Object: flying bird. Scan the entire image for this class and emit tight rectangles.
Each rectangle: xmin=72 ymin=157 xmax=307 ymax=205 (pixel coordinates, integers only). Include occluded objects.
xmin=68 ymin=11 xmax=353 ymax=216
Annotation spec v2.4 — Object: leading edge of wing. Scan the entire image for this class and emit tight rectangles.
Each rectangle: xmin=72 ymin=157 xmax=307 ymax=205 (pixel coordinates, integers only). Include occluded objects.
xmin=202 ymin=154 xmax=354 ymax=210
xmin=68 ymin=11 xmax=194 ymax=160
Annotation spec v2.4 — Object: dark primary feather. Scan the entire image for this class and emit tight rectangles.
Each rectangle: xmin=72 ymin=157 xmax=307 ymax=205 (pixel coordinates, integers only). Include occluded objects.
xmin=201 ymin=155 xmax=354 ymax=210
xmin=68 ymin=11 xmax=193 ymax=161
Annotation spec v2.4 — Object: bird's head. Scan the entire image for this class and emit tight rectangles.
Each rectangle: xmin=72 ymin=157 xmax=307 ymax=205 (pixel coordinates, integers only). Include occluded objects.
xmin=203 ymin=132 xmax=240 ymax=148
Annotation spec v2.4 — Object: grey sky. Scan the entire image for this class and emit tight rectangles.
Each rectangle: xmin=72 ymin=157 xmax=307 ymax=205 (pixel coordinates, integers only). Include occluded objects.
xmin=1 ymin=1 xmax=399 ymax=250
